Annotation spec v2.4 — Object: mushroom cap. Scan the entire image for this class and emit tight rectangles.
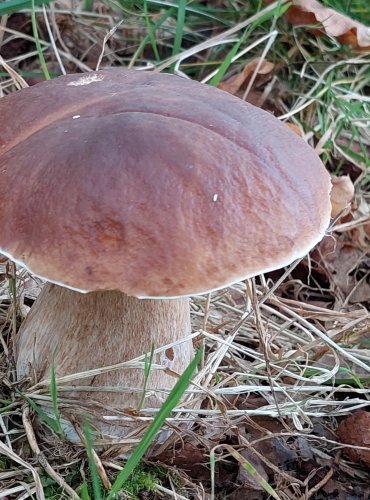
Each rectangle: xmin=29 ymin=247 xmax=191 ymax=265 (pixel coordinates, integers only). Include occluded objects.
xmin=0 ymin=69 xmax=331 ymax=298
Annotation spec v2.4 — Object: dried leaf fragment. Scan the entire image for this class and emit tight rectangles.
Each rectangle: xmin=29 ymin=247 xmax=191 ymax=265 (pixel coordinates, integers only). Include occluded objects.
xmin=314 ymin=234 xmax=365 ymax=302
xmin=330 ymin=175 xmax=355 ymax=218
xmin=265 ymin=0 xmax=370 ymax=50
xmin=285 ymin=122 xmax=303 ymax=137
xmin=337 ymin=411 xmax=370 ymax=466
xmin=218 ymin=58 xmax=274 ymax=96
xmin=237 ymin=448 xmax=269 ymax=490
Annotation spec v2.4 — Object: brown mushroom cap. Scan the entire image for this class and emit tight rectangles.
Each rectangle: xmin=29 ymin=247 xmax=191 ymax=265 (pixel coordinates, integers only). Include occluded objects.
xmin=0 ymin=69 xmax=331 ymax=297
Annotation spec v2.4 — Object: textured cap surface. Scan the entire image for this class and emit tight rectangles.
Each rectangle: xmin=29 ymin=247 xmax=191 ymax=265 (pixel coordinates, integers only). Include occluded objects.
xmin=0 ymin=69 xmax=331 ymax=297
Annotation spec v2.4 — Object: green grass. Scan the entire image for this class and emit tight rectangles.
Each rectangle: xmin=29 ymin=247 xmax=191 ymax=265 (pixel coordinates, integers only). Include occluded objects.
xmin=107 ymin=349 xmax=202 ymax=497
xmin=83 ymin=421 xmax=103 ymax=500
xmin=18 ymin=357 xmax=64 ymax=438
xmin=41 ymin=463 xmax=164 ymax=500
xmin=0 ymin=0 xmax=49 ymax=16
xmin=136 ymin=343 xmax=155 ymax=412
xmin=31 ymin=0 xmax=50 ymax=79
xmin=171 ymin=0 xmax=187 ymax=58
xmin=41 ymin=470 xmax=81 ymax=499
xmin=210 ymin=444 xmax=281 ymax=500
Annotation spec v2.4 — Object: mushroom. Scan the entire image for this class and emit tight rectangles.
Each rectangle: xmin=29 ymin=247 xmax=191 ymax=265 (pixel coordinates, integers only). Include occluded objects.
xmin=0 ymin=69 xmax=331 ymax=437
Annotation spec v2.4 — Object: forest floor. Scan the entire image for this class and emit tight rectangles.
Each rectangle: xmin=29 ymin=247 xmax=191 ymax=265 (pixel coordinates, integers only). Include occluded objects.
xmin=0 ymin=1 xmax=369 ymax=498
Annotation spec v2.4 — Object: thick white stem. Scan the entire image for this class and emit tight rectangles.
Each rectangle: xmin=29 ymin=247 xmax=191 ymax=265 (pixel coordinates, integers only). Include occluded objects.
xmin=16 ymin=283 xmax=193 ymax=437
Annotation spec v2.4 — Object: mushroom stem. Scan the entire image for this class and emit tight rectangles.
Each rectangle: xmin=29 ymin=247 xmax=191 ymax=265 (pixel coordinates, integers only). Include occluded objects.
xmin=16 ymin=283 xmax=193 ymax=435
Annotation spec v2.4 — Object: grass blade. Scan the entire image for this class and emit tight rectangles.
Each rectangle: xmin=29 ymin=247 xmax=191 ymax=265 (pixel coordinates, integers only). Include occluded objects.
xmin=250 ymin=0 xmax=291 ymax=30
xmin=209 ymin=37 xmax=243 ymax=87
xmin=0 ymin=0 xmax=49 ymax=16
xmin=143 ymin=0 xmax=161 ymax=61
xmin=136 ymin=343 xmax=155 ymax=412
xmin=31 ymin=0 xmax=50 ymax=80
xmin=107 ymin=349 xmax=202 ymax=497
xmin=83 ymin=421 xmax=103 ymax=500
xmin=19 ymin=392 xmax=61 ymax=436
xmin=129 ymin=7 xmax=172 ymax=68
xmin=50 ymin=354 xmax=64 ymax=438
xmin=83 ymin=0 xmax=94 ymax=11
xmin=210 ymin=445 xmax=282 ymax=500
xmin=79 ymin=483 xmax=91 ymax=500
xmin=172 ymin=0 xmax=187 ymax=58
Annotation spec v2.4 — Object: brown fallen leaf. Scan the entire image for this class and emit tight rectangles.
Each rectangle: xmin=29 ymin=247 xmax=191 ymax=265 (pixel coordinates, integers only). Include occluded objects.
xmin=265 ymin=0 xmax=370 ymax=50
xmin=337 ymin=411 xmax=370 ymax=466
xmin=237 ymin=435 xmax=269 ymax=491
xmin=155 ymin=442 xmax=210 ymax=482
xmin=242 ymin=414 xmax=301 ymax=470
xmin=322 ymin=478 xmax=370 ymax=500
xmin=330 ymin=175 xmax=355 ymax=218
xmin=286 ymin=122 xmax=303 ymax=137
xmin=227 ymin=488 xmax=265 ymax=500
xmin=313 ymin=233 xmax=370 ymax=307
xmin=218 ymin=58 xmax=274 ymax=96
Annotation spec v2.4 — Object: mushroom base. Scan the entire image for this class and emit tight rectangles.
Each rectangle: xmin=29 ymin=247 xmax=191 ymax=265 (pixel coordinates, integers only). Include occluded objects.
xmin=16 ymin=283 xmax=193 ymax=441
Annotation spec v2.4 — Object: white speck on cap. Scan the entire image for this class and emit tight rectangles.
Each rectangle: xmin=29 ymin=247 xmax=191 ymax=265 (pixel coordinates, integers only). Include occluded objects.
xmin=213 ymin=194 xmax=218 ymax=202
xmin=72 ymin=115 xmax=81 ymax=119
xmin=67 ymin=74 xmax=104 ymax=86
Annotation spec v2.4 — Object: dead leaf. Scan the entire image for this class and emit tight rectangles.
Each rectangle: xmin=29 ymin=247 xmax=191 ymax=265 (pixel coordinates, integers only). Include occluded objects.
xmin=240 ymin=89 xmax=282 ymax=115
xmin=155 ymin=443 xmax=210 ymax=482
xmin=242 ymin=416 xmax=300 ymax=470
xmin=322 ymin=478 xmax=369 ymax=500
xmin=265 ymin=0 xmax=370 ymax=50
xmin=337 ymin=411 xmax=370 ymax=466
xmin=314 ymin=235 xmax=369 ymax=304
xmin=286 ymin=122 xmax=303 ymax=137
xmin=330 ymin=175 xmax=355 ymax=218
xmin=236 ymin=447 xmax=268 ymax=491
xmin=227 ymin=489 xmax=265 ymax=500
xmin=350 ymin=196 xmax=370 ymax=251
xmin=218 ymin=58 xmax=274 ymax=96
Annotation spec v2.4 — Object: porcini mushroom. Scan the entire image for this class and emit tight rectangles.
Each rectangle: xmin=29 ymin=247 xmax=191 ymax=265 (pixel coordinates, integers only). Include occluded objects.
xmin=0 ymin=69 xmax=331 ymax=438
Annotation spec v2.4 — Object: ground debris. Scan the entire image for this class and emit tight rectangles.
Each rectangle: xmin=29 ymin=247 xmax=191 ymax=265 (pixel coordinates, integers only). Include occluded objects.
xmin=217 ymin=58 xmax=274 ymax=97
xmin=265 ymin=0 xmax=370 ymax=49
xmin=330 ymin=175 xmax=355 ymax=219
xmin=337 ymin=411 xmax=370 ymax=467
